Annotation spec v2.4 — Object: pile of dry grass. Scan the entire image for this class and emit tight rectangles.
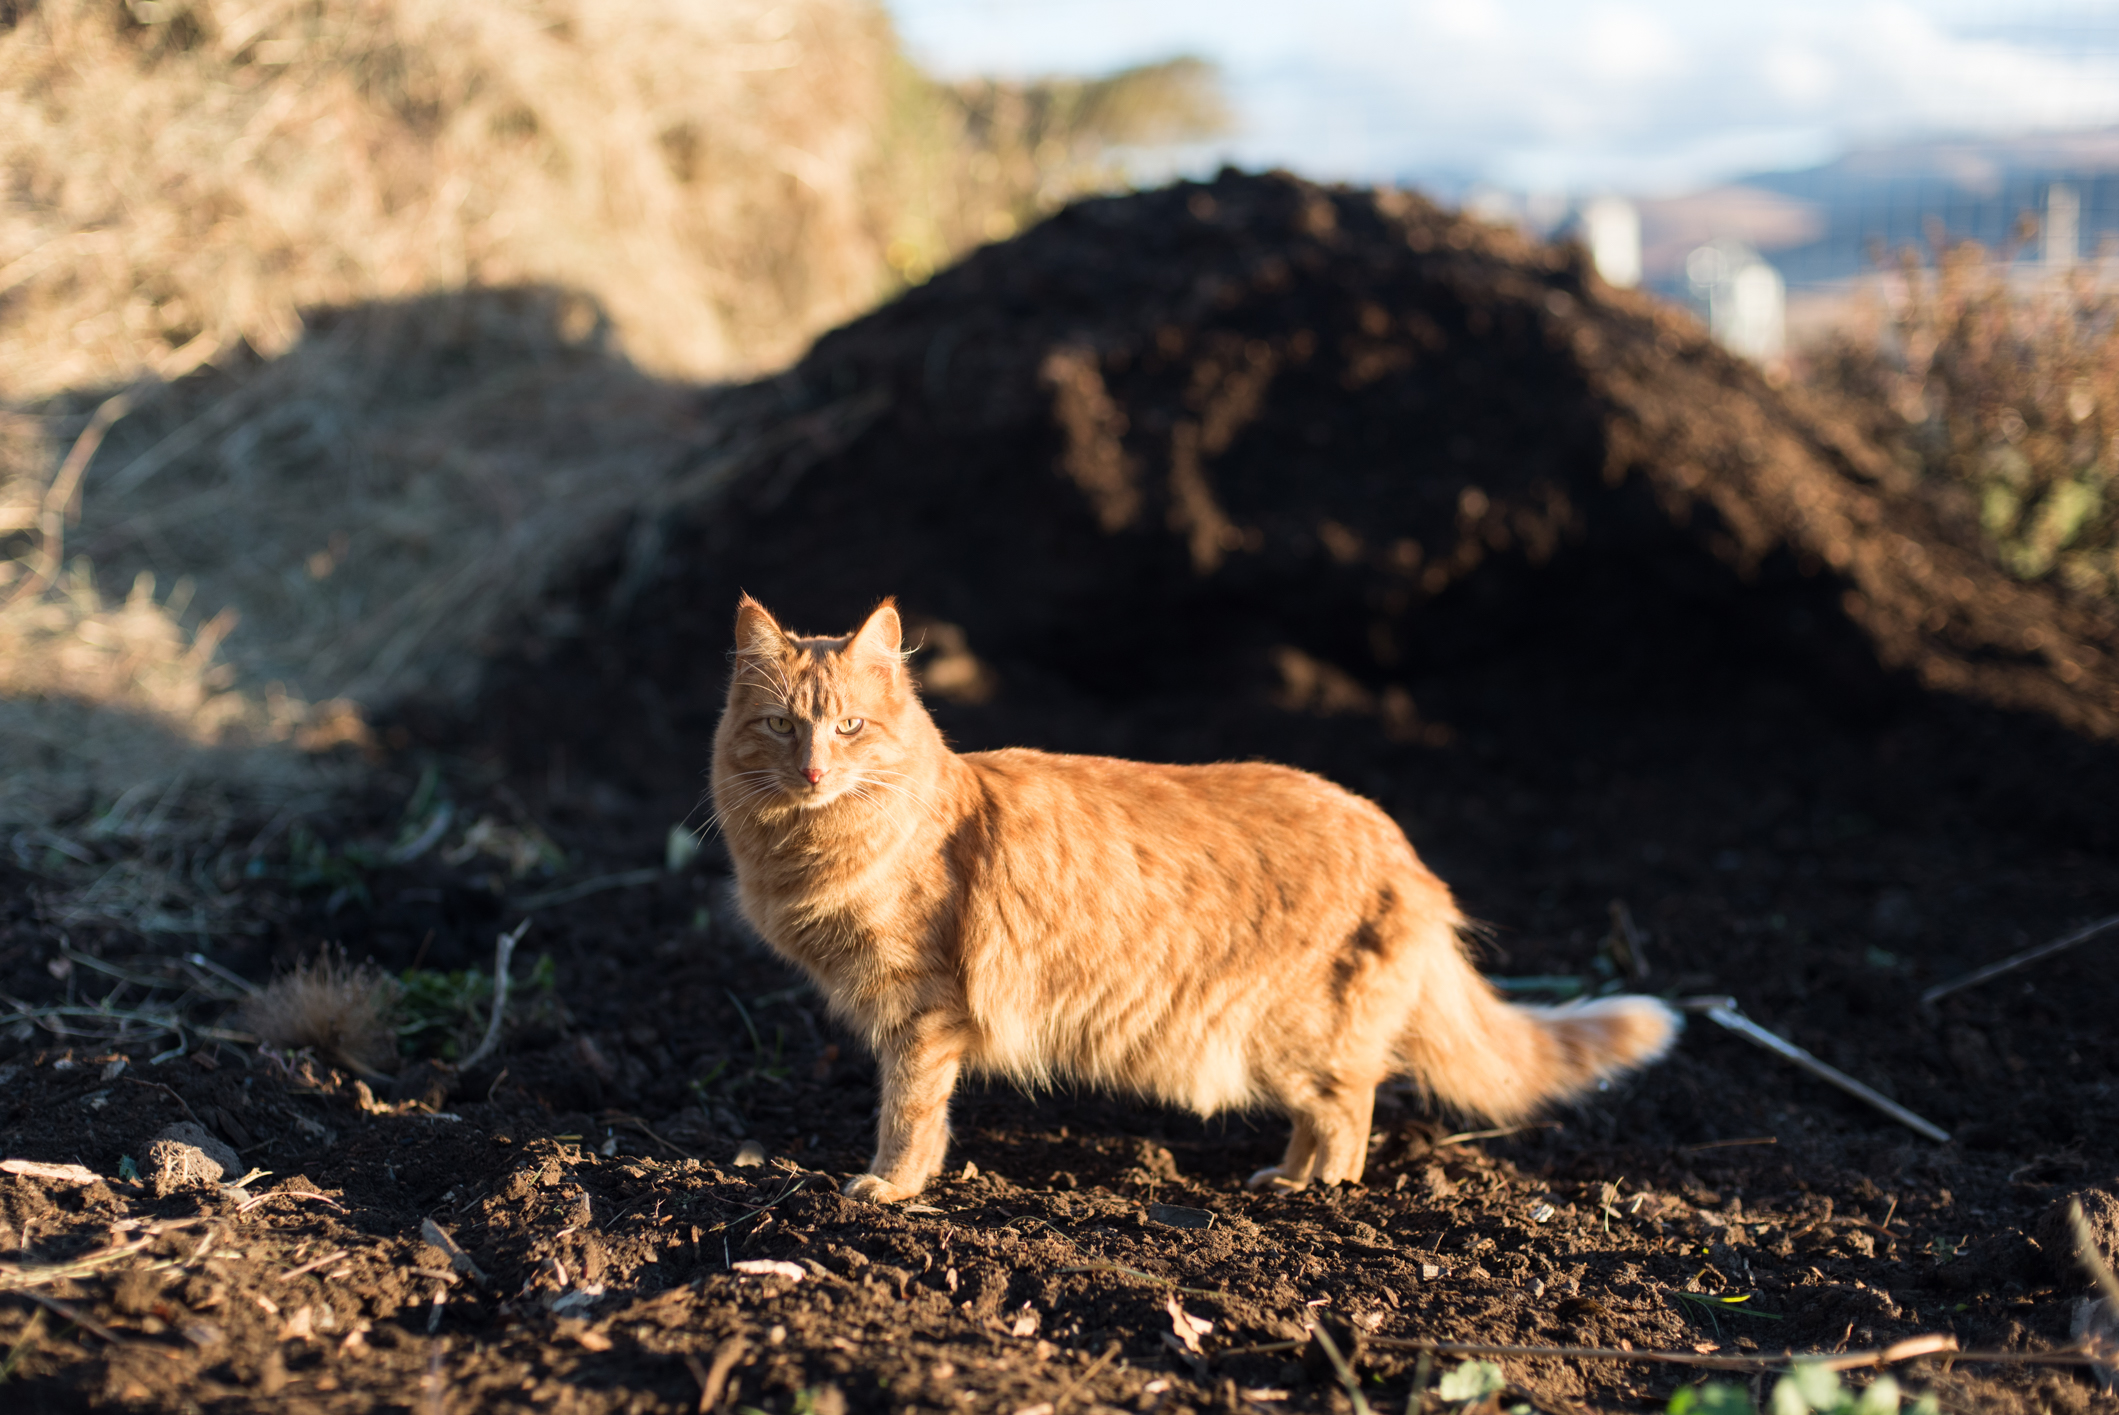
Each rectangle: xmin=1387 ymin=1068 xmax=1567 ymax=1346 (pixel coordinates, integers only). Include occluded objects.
xmin=239 ymin=948 xmax=400 ymax=1078
xmin=1 ymin=0 xmax=902 ymax=393
xmin=0 ymin=0 xmax=1224 ymax=916
xmin=0 ymin=1 xmax=1224 ymax=394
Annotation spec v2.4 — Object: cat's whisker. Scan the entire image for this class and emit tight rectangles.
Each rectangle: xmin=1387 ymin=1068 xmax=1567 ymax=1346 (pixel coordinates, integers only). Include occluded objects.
xmin=840 ymin=782 xmax=920 ymax=834
xmin=707 ymin=775 xmax=792 ymax=833
xmin=854 ymin=774 xmax=945 ymax=826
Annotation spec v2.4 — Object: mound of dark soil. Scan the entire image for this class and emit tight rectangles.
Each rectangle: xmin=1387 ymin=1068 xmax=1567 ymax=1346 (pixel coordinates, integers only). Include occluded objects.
xmin=765 ymin=169 xmax=2114 ymax=731
xmin=480 ymin=169 xmax=2119 ymax=845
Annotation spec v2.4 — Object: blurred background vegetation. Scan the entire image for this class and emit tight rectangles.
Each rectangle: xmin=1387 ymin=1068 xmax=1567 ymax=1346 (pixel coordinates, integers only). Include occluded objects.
xmin=1803 ymin=244 xmax=2119 ymax=626
xmin=0 ymin=0 xmax=1225 ymax=926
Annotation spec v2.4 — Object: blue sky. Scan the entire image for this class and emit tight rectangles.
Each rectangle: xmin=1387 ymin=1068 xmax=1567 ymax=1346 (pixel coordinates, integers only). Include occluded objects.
xmin=882 ymin=1 xmax=2119 ymax=195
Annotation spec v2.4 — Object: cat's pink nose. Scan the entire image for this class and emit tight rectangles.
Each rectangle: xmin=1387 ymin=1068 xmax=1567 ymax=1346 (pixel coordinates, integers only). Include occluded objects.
xmin=802 ymin=767 xmax=824 ymax=785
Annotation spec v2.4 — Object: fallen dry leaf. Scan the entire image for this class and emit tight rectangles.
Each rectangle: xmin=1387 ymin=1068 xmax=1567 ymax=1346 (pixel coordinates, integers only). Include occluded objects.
xmin=1165 ymin=1294 xmax=1213 ymax=1355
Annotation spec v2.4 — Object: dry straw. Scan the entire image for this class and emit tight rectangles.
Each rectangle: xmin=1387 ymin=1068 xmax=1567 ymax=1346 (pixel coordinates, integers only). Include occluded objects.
xmin=0 ymin=1 xmax=1224 ymax=930
xmin=239 ymin=947 xmax=400 ymax=1079
xmin=1807 ymin=238 xmax=2119 ymax=614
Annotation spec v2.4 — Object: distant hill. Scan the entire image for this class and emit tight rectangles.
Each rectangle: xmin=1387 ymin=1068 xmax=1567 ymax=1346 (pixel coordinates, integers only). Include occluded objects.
xmin=1636 ymin=129 xmax=2119 ymax=294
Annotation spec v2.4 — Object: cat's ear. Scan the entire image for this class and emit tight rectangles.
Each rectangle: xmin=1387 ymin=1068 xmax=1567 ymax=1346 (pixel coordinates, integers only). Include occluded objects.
xmin=847 ymin=598 xmax=904 ymax=672
xmin=734 ymin=594 xmax=788 ymax=658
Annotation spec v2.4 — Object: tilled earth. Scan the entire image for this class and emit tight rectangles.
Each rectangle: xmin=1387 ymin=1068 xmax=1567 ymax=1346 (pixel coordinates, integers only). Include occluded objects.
xmin=5 ymin=170 xmax=2119 ymax=1413
xmin=2 ymin=684 xmax=2116 ymax=1415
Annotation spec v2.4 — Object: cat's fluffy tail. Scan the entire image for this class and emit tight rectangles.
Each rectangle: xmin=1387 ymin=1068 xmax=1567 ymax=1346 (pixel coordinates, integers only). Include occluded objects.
xmin=1392 ymin=943 xmax=1679 ymax=1122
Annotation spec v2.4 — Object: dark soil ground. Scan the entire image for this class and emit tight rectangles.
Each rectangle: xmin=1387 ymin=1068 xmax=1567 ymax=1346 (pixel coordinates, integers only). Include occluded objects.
xmin=4 ymin=172 xmax=2118 ymax=1415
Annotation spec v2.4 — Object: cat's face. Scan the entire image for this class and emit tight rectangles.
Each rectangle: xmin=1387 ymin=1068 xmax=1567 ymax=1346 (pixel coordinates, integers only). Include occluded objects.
xmin=714 ymin=596 xmax=928 ymax=816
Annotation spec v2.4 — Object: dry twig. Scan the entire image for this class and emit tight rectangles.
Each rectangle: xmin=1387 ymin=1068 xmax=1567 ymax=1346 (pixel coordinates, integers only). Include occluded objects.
xmin=419 ymin=1219 xmax=490 ymax=1291
xmin=123 ymin=1076 xmax=203 ymax=1127
xmin=1922 ymin=914 xmax=2119 ymax=1006
xmin=12 ymin=1291 xmax=123 ymax=1345
xmin=1363 ymin=1331 xmax=2104 ymax=1373
xmin=1307 ymin=1322 xmax=1372 ymax=1415
xmin=1681 ymin=996 xmax=1950 ymax=1142
xmin=0 ymin=1160 xmax=101 ymax=1185
xmin=457 ymin=918 xmax=531 ymax=1073
xmin=1054 ymin=1340 xmax=1123 ymax=1414
xmin=689 ymin=1336 xmax=749 ymax=1413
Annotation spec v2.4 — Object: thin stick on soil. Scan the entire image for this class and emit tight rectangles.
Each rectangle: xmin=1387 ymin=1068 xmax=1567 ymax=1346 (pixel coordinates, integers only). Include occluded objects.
xmin=124 ymin=1075 xmax=203 ymax=1127
xmin=0 ymin=1235 xmax=158 ymax=1291
xmin=0 ymin=1307 xmax=45 ymax=1381
xmin=237 ymin=1188 xmax=344 ymax=1215
xmin=456 ymin=918 xmax=531 ymax=1074
xmin=1306 ymin=1321 xmax=1372 ymax=1415
xmin=275 ymin=1250 xmax=349 ymax=1283
xmin=0 ymin=1160 xmax=102 ymax=1184
xmin=1056 ymin=1261 xmax=1226 ymax=1298
xmin=1054 ymin=1340 xmax=1123 ymax=1413
xmin=1362 ymin=1331 xmax=2101 ymax=1373
xmin=1681 ymin=996 xmax=1950 ymax=1143
xmin=1434 ymin=1122 xmax=1560 ymax=1147
xmin=11 ymin=1290 xmax=124 ymax=1345
xmin=689 ymin=1336 xmax=749 ymax=1413
xmin=1922 ymin=914 xmax=2119 ymax=1006
xmin=600 ymin=1112 xmax=698 ymax=1161
xmin=1682 ymin=1137 xmax=1778 ymax=1152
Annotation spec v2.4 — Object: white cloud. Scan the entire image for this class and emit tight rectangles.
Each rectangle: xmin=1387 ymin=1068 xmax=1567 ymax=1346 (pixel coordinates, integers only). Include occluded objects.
xmin=1580 ymin=5 xmax=1686 ymax=82
xmin=884 ymin=0 xmax=2119 ymax=191
xmin=1761 ymin=42 xmax=1836 ymax=106
xmin=1419 ymin=0 xmax=1506 ymax=43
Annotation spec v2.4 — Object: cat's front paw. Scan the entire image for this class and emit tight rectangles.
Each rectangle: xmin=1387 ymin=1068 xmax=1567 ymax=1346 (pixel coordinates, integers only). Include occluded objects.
xmin=1245 ymin=1165 xmax=1309 ymax=1192
xmin=843 ymin=1173 xmax=922 ymax=1203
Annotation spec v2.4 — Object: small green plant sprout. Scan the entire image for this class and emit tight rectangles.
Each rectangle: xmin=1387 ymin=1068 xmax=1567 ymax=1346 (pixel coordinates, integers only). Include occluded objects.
xmin=285 ymin=823 xmax=377 ymax=911
xmin=1668 ymin=1368 xmax=1942 ymax=1415
xmin=1674 ymin=1290 xmax=1784 ymax=1336
xmin=1768 ymin=1365 xmax=1938 ymax=1415
xmin=389 ymin=765 xmax=454 ymax=864
xmin=1599 ymin=1178 xmax=1625 ymax=1233
xmin=396 ymin=949 xmax=556 ymax=1061
xmin=1669 ymin=1383 xmax=1756 ymax=1415
xmin=1435 ymin=1359 xmax=1507 ymax=1405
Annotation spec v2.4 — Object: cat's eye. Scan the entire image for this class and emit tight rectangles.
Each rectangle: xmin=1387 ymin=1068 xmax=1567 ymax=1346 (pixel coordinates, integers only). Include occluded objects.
xmin=836 ymin=717 xmax=864 ymax=735
xmin=765 ymin=716 xmax=794 ymax=735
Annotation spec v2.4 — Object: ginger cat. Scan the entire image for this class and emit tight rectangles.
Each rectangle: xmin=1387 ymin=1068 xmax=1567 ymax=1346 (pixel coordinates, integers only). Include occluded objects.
xmin=711 ymin=597 xmax=1677 ymax=1202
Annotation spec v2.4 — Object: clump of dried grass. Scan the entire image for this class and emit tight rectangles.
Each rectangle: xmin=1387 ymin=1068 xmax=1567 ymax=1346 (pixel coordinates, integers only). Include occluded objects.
xmin=0 ymin=0 xmax=900 ymax=393
xmin=1805 ymin=243 xmax=2119 ymax=614
xmin=239 ymin=948 xmax=400 ymax=1079
xmin=0 ymin=2 xmax=1225 ymax=397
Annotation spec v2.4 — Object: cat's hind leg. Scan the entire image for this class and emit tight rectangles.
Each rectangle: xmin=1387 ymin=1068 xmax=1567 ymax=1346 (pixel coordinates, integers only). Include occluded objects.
xmin=1247 ymin=1081 xmax=1377 ymax=1190
xmin=1305 ymin=1083 xmax=1376 ymax=1185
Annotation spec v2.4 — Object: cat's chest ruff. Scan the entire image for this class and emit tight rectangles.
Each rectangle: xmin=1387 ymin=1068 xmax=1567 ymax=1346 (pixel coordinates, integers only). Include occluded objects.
xmin=742 ymin=847 xmax=926 ymax=975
